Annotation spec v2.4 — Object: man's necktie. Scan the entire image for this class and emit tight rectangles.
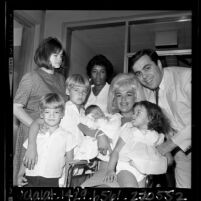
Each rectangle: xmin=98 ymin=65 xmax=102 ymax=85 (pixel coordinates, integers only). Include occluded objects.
xmin=155 ymin=87 xmax=160 ymax=105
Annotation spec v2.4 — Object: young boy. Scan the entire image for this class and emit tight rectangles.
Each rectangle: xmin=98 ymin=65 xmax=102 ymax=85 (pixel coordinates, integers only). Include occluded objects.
xmin=17 ymin=93 xmax=76 ymax=187
xmin=60 ymin=74 xmax=99 ymax=160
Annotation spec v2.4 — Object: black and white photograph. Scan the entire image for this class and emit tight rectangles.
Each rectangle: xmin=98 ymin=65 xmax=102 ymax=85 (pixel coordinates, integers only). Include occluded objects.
xmin=4 ymin=7 xmax=200 ymax=201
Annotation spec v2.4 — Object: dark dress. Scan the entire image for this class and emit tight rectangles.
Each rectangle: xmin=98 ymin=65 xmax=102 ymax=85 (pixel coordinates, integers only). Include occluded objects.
xmin=13 ymin=68 xmax=67 ymax=185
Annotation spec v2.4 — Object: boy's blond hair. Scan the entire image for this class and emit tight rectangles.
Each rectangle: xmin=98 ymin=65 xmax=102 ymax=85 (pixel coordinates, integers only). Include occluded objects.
xmin=39 ymin=93 xmax=65 ymax=113
xmin=65 ymin=74 xmax=90 ymax=95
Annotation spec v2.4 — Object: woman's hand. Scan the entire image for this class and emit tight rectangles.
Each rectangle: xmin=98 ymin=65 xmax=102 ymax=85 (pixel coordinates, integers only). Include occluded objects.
xmin=17 ymin=175 xmax=28 ymax=187
xmin=104 ymin=169 xmax=117 ymax=183
xmin=97 ymin=134 xmax=110 ymax=155
xmin=23 ymin=144 xmax=38 ymax=170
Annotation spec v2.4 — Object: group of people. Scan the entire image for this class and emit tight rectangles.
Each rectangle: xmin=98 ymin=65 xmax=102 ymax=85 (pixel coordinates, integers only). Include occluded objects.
xmin=13 ymin=37 xmax=191 ymax=188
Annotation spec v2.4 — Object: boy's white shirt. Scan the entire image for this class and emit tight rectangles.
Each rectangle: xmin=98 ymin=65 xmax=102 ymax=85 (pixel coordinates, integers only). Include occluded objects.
xmin=60 ymin=101 xmax=85 ymax=145
xmin=60 ymin=100 xmax=98 ymax=160
xmin=23 ymin=127 xmax=76 ymax=179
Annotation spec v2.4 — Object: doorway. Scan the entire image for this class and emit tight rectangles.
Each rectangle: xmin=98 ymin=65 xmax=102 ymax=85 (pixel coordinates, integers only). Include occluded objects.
xmin=13 ymin=11 xmax=36 ymax=153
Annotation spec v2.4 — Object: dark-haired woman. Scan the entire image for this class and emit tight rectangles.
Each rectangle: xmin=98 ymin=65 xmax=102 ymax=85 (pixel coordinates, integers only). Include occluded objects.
xmin=85 ymin=55 xmax=114 ymax=113
xmin=13 ymin=37 xmax=68 ymax=185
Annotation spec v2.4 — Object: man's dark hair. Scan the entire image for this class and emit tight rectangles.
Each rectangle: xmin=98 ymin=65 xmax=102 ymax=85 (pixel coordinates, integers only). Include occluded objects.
xmin=129 ymin=49 xmax=159 ymax=72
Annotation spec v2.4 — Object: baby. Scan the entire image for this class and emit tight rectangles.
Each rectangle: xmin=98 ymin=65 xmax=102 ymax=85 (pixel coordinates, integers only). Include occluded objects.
xmin=80 ymin=105 xmax=122 ymax=161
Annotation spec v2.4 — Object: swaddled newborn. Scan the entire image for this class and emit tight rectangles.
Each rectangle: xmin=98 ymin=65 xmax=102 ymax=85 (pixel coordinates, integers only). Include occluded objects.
xmin=80 ymin=105 xmax=122 ymax=161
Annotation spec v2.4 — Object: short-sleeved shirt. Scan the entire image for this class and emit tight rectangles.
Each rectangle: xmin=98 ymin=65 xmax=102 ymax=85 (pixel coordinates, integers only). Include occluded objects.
xmin=23 ymin=127 xmax=76 ymax=178
xmin=85 ymin=82 xmax=110 ymax=114
xmin=60 ymin=101 xmax=85 ymax=145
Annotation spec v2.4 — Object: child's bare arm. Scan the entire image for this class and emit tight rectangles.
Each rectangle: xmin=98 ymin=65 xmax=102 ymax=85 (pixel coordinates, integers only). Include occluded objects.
xmin=104 ymin=137 xmax=125 ymax=183
xmin=23 ymin=118 xmax=44 ymax=170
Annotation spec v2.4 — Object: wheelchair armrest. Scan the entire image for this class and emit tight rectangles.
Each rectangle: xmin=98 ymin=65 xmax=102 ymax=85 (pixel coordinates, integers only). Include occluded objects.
xmin=65 ymin=159 xmax=99 ymax=187
xmin=68 ymin=160 xmax=89 ymax=166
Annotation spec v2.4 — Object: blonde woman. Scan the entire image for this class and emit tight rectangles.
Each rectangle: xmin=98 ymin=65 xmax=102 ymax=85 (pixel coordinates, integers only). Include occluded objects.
xmin=81 ymin=73 xmax=146 ymax=187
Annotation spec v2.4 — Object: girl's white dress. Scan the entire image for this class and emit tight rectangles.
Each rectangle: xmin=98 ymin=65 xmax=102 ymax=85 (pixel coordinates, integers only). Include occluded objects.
xmin=117 ymin=122 xmax=168 ymax=182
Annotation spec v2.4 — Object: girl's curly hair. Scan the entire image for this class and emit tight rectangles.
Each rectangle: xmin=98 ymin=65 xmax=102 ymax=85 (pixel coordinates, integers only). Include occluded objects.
xmin=133 ymin=100 xmax=173 ymax=134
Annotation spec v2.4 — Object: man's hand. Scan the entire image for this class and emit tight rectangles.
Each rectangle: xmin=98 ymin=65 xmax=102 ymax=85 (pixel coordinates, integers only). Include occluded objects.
xmin=156 ymin=138 xmax=177 ymax=155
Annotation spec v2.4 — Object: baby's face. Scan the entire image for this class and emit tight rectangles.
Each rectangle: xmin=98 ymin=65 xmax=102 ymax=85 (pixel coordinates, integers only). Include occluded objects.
xmin=91 ymin=108 xmax=105 ymax=120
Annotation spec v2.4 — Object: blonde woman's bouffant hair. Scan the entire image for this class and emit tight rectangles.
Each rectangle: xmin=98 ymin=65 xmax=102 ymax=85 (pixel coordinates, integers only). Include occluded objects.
xmin=107 ymin=73 xmax=145 ymax=114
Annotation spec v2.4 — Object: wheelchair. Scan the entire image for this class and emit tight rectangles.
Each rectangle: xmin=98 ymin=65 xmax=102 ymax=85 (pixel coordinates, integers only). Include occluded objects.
xmin=64 ymin=158 xmax=175 ymax=188
xmin=65 ymin=158 xmax=100 ymax=187
xmin=145 ymin=165 xmax=175 ymax=188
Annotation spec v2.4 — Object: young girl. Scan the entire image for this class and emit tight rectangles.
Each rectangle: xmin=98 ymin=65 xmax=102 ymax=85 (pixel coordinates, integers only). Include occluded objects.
xmin=17 ymin=93 xmax=76 ymax=187
xmin=104 ymin=100 xmax=173 ymax=187
xmin=13 ymin=37 xmax=68 ymax=185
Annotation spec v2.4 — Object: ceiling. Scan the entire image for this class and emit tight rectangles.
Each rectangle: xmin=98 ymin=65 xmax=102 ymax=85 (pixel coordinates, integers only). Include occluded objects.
xmin=71 ymin=13 xmax=192 ymax=74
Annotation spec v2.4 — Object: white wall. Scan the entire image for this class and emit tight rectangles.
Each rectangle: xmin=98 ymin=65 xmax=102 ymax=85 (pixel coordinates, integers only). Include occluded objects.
xmin=43 ymin=10 xmax=184 ymax=40
xmin=44 ymin=10 xmax=149 ymax=40
xmin=20 ymin=10 xmax=45 ymax=55
xmin=70 ymin=33 xmax=95 ymax=76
